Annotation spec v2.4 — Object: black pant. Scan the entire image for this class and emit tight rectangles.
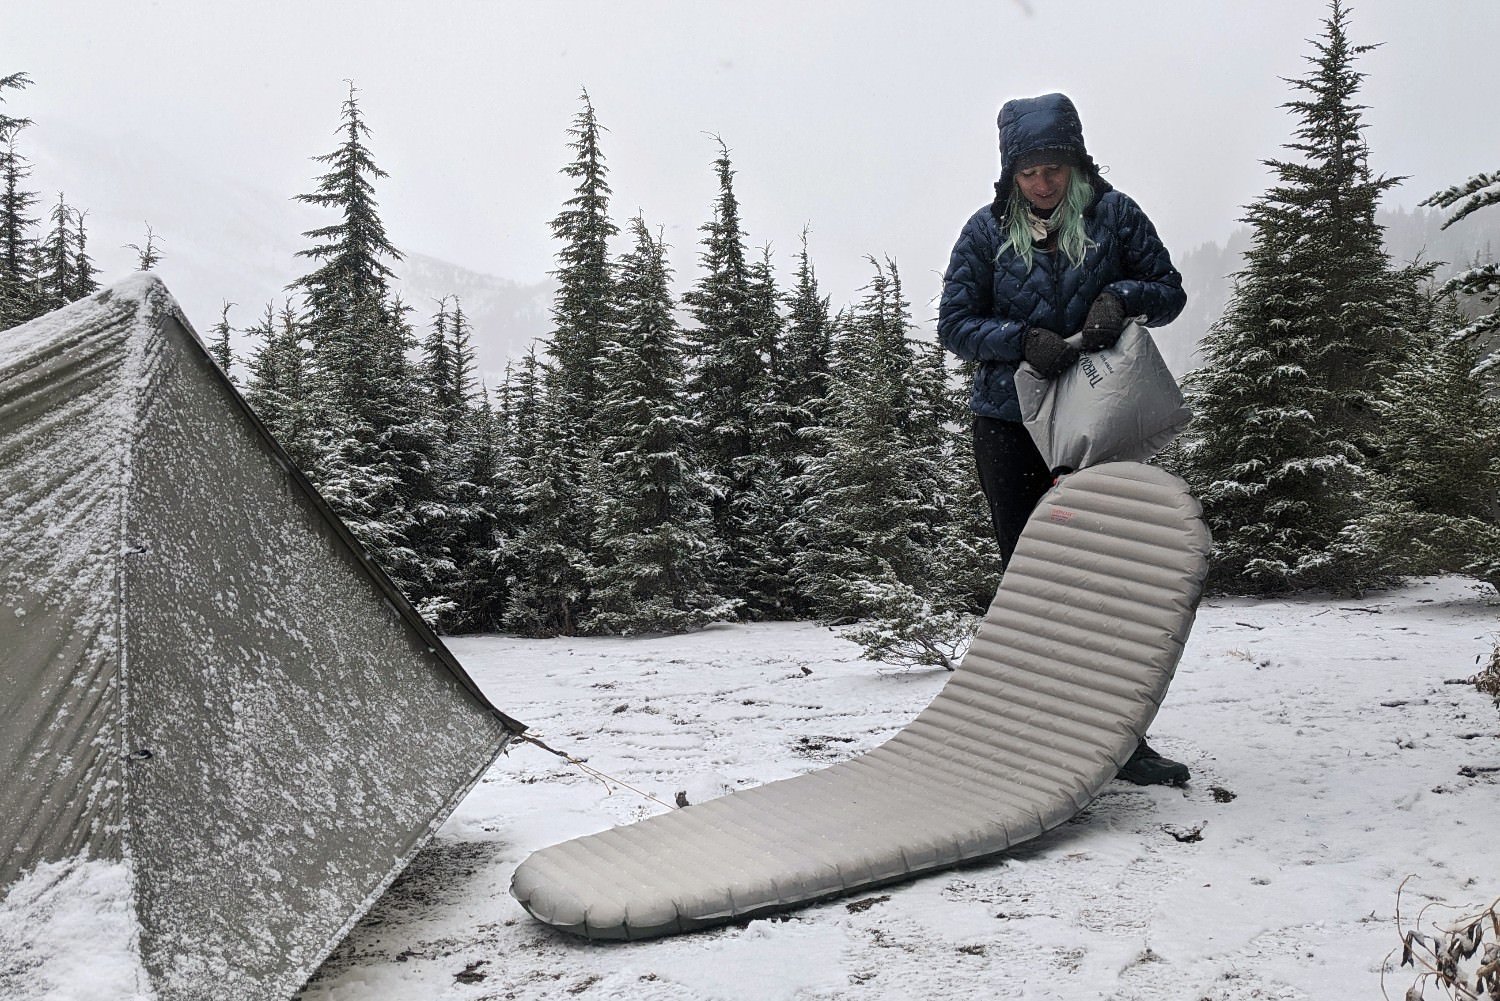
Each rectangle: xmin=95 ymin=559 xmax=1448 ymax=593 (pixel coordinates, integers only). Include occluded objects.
xmin=972 ymin=415 xmax=1053 ymax=571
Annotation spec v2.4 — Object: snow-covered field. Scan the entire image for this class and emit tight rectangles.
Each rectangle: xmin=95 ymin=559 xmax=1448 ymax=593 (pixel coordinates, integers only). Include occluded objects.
xmin=295 ymin=577 xmax=1500 ymax=1001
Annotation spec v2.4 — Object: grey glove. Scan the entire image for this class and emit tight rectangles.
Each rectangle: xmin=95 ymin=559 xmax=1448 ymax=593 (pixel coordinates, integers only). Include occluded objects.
xmin=1080 ymin=292 xmax=1126 ymax=352
xmin=1022 ymin=327 xmax=1079 ymax=380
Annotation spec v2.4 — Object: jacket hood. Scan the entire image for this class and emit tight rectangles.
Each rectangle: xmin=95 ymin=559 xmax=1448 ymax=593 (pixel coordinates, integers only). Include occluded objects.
xmin=993 ymin=93 xmax=1107 ymax=219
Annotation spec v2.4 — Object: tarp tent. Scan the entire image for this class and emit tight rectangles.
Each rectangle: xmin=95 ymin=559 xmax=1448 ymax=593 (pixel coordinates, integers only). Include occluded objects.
xmin=0 ymin=276 xmax=523 ymax=1000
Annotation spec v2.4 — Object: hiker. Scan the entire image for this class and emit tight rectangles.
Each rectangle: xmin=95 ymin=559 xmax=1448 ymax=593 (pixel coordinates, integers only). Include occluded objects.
xmin=937 ymin=92 xmax=1189 ymax=786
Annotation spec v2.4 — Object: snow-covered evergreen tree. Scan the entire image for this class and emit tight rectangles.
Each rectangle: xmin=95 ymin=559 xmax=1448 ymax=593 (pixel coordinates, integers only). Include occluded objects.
xmin=290 ymin=81 xmax=404 ymax=424
xmin=589 ymin=217 xmax=734 ymax=634
xmin=421 ymin=295 xmax=458 ymax=420
xmin=1174 ymin=0 xmax=1407 ymax=593
xmin=0 ymin=134 xmax=38 ymax=329
xmin=773 ymin=231 xmax=837 ymax=616
xmin=733 ymin=244 xmax=802 ymax=618
xmin=792 ymin=258 xmax=933 ymax=620
xmin=911 ymin=333 xmax=1000 ymax=615
xmin=503 ymin=346 xmax=594 ymax=636
xmin=284 ymin=84 xmax=454 ymax=612
xmin=1422 ymin=167 xmax=1500 ymax=392
xmin=448 ymin=297 xmax=476 ymax=413
xmin=682 ymin=137 xmax=770 ymax=603
xmin=37 ymin=192 xmax=74 ymax=313
xmin=0 ymin=72 xmax=31 ymax=140
xmin=1346 ymin=284 xmax=1500 ymax=587
xmin=246 ymin=304 xmax=286 ymax=420
xmin=373 ymin=296 xmax=451 ymax=618
xmin=245 ymin=302 xmax=318 ymax=468
xmin=125 ymin=223 xmax=163 ymax=272
xmin=209 ymin=301 xmax=235 ymax=379
xmin=781 ymin=228 xmax=835 ymax=436
xmin=528 ymin=90 xmax=617 ymax=614
xmin=69 ymin=208 xmax=97 ymax=300
xmin=413 ymin=295 xmax=490 ymax=632
xmin=546 ymin=89 xmax=617 ymax=431
xmin=444 ymin=386 xmax=513 ymax=633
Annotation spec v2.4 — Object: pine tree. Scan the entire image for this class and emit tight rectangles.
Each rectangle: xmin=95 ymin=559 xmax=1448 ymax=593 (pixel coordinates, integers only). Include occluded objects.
xmin=421 ymin=295 xmax=457 ymax=420
xmin=589 ymin=217 xmax=734 ymax=634
xmin=125 ymin=223 xmax=163 ymax=271
xmin=245 ymin=301 xmax=316 ymax=468
xmin=781 ymin=228 xmax=835 ymax=437
xmin=418 ymin=294 xmax=477 ymax=436
xmin=69 ymin=208 xmax=97 ymax=300
xmin=526 ymin=89 xmax=616 ymax=617
xmin=448 ymin=297 xmax=476 ymax=411
xmin=286 ymin=84 xmax=451 ymax=613
xmin=734 ymin=244 xmax=802 ymax=617
xmin=546 ymin=89 xmax=617 ymax=430
xmin=0 ymin=134 xmax=38 ymax=329
xmin=503 ymin=346 xmax=593 ymax=636
xmin=792 ymin=258 xmax=932 ymax=620
xmin=1347 ymin=283 xmax=1500 ymax=587
xmin=414 ymin=295 xmax=486 ymax=632
xmin=0 ymin=71 xmax=37 ymax=328
xmin=445 ymin=386 xmax=513 ymax=633
xmin=682 ymin=137 xmax=769 ymax=601
xmin=0 ymin=72 xmax=32 ymax=140
xmin=245 ymin=303 xmax=285 ymax=421
xmin=291 ymin=81 xmax=404 ymax=423
xmin=38 ymin=192 xmax=73 ymax=312
xmin=374 ymin=296 xmax=450 ymax=617
xmin=799 ymin=262 xmax=994 ymax=668
xmin=1174 ymin=0 xmax=1407 ymax=593
xmin=209 ymin=301 xmax=235 ymax=378
xmin=773 ymin=230 xmax=836 ymax=615
xmin=911 ymin=333 xmax=1000 ymax=615
xmin=1422 ymin=168 xmax=1500 ymax=391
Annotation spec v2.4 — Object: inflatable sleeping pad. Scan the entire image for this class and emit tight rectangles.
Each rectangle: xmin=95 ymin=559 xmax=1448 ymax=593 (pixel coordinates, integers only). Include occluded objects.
xmin=511 ymin=461 xmax=1211 ymax=939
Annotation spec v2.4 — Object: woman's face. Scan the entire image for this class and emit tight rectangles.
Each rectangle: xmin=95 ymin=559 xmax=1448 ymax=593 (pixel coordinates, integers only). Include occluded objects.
xmin=1016 ymin=163 xmax=1071 ymax=211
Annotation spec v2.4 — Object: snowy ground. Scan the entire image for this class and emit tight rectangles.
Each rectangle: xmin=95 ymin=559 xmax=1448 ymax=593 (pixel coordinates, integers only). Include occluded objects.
xmin=290 ymin=577 xmax=1500 ymax=1001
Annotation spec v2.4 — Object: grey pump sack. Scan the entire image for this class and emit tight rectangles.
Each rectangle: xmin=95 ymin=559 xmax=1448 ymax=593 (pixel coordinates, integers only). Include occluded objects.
xmin=1015 ymin=320 xmax=1190 ymax=473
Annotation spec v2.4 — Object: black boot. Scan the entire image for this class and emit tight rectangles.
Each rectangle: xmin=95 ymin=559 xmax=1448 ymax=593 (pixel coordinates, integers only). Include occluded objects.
xmin=1117 ymin=738 xmax=1189 ymax=787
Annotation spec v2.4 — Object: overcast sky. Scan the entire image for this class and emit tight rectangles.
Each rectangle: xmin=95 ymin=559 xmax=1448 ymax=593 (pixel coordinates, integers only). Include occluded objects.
xmin=8 ymin=0 xmax=1500 ymax=322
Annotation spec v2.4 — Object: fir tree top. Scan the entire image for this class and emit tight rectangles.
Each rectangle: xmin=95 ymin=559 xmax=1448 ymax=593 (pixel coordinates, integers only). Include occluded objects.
xmin=546 ymin=88 xmax=616 ymax=422
xmin=1258 ymin=0 xmax=1400 ymax=245
xmin=292 ymin=81 xmax=403 ymax=307
xmin=126 ymin=223 xmax=163 ymax=271
xmin=0 ymin=72 xmax=31 ymax=142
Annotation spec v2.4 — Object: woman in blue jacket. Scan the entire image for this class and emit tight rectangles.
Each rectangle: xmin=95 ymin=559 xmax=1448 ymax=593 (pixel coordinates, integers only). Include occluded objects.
xmin=938 ymin=92 xmax=1189 ymax=785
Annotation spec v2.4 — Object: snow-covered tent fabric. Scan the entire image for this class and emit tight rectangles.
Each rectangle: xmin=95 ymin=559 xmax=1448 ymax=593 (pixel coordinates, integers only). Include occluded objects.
xmin=0 ymin=276 xmax=523 ymax=1001
xmin=511 ymin=461 xmax=1210 ymax=939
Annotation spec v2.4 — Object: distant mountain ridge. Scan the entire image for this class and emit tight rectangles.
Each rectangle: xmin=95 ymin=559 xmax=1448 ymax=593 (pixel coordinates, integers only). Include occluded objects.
xmin=27 ymin=124 xmax=555 ymax=388
xmin=396 ymin=253 xmax=554 ymax=386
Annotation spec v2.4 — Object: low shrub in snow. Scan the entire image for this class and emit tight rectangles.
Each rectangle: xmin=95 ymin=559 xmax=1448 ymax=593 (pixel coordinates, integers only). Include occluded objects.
xmin=1474 ymin=640 xmax=1500 ymax=716
xmin=844 ymin=608 xmax=978 ymax=672
xmin=1387 ymin=877 xmax=1500 ymax=1000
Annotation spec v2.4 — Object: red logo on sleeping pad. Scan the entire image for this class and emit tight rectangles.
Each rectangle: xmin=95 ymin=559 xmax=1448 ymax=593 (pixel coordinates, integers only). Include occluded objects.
xmin=1049 ymin=507 xmax=1075 ymax=525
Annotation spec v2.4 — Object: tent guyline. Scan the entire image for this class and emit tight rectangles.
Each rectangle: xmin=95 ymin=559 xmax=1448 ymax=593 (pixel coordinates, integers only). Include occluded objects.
xmin=514 ymin=732 xmax=677 ymax=812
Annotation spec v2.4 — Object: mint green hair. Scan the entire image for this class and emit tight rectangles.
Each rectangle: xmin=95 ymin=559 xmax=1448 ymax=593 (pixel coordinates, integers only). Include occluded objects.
xmin=999 ymin=169 xmax=1097 ymax=271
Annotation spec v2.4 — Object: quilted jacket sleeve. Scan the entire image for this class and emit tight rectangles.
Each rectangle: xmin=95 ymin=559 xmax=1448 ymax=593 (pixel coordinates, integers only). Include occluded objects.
xmin=938 ymin=212 xmax=1028 ymax=363
xmin=1102 ymin=195 xmax=1187 ymax=328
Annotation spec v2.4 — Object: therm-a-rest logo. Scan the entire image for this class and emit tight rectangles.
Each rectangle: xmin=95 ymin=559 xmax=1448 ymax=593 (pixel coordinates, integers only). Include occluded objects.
xmin=1079 ymin=352 xmax=1118 ymax=389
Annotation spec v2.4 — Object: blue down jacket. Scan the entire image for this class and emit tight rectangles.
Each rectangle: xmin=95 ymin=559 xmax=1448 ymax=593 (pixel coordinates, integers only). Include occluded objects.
xmin=938 ymin=180 xmax=1186 ymax=421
